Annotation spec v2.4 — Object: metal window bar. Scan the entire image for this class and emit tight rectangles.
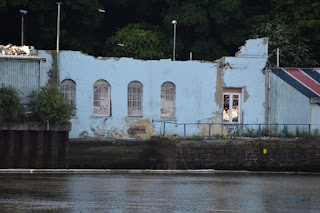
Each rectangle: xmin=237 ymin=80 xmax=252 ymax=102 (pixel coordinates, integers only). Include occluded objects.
xmin=128 ymin=81 xmax=143 ymax=116
xmin=60 ymin=79 xmax=76 ymax=105
xmin=161 ymin=82 xmax=175 ymax=117
xmin=93 ymin=80 xmax=110 ymax=116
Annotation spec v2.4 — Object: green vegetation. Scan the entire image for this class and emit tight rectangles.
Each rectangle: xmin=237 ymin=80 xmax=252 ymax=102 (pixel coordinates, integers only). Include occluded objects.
xmin=243 ymin=128 xmax=258 ymax=138
xmin=104 ymin=24 xmax=171 ymax=60
xmin=0 ymin=86 xmax=26 ymax=122
xmin=214 ymin=134 xmax=225 ymax=139
xmin=1 ymin=0 xmax=319 ymax=66
xmin=251 ymin=22 xmax=317 ymax=67
xmin=0 ymin=84 xmax=76 ymax=126
xmin=186 ymin=135 xmax=205 ymax=140
xmin=28 ymin=85 xmax=76 ymax=126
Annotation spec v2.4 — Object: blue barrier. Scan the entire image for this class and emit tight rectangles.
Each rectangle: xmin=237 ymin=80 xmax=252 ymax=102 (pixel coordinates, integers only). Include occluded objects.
xmin=153 ymin=121 xmax=320 ymax=140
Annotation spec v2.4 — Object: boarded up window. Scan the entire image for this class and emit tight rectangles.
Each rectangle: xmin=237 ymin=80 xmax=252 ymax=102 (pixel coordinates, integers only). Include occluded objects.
xmin=93 ymin=80 xmax=111 ymax=116
xmin=128 ymin=81 xmax=143 ymax=117
xmin=161 ymin=82 xmax=175 ymax=118
xmin=223 ymin=88 xmax=241 ymax=123
xmin=60 ymin=79 xmax=76 ymax=106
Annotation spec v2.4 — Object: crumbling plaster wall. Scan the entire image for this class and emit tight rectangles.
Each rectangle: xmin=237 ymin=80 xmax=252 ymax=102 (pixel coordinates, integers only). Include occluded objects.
xmin=37 ymin=50 xmax=54 ymax=86
xmin=37 ymin=38 xmax=268 ymax=139
xmin=57 ymin=52 xmax=218 ymax=139
xmin=223 ymin=38 xmax=268 ymax=124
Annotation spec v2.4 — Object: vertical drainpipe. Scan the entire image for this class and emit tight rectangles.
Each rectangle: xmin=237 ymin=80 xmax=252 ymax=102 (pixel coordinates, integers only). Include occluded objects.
xmin=309 ymin=97 xmax=312 ymax=127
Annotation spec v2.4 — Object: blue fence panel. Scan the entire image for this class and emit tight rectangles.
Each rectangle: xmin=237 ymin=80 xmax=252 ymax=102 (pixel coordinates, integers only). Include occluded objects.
xmin=153 ymin=121 xmax=320 ymax=140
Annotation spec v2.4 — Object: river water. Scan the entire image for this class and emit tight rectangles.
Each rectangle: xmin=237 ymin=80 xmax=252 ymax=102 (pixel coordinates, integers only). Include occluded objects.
xmin=0 ymin=172 xmax=319 ymax=212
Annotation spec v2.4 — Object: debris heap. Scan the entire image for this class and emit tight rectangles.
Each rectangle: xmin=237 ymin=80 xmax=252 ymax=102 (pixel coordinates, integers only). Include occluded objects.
xmin=0 ymin=44 xmax=35 ymax=56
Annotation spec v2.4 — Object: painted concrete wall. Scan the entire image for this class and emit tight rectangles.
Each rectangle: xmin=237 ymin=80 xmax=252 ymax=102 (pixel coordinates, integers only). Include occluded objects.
xmin=36 ymin=38 xmax=268 ymax=139
xmin=37 ymin=50 xmax=54 ymax=86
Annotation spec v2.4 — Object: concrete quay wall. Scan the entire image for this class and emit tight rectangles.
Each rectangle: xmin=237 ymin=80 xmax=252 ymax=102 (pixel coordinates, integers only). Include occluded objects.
xmin=177 ymin=140 xmax=320 ymax=171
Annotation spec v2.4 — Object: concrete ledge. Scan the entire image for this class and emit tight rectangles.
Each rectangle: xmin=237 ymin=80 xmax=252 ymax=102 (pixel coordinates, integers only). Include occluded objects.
xmin=0 ymin=169 xmax=318 ymax=175
xmin=1 ymin=122 xmax=71 ymax=131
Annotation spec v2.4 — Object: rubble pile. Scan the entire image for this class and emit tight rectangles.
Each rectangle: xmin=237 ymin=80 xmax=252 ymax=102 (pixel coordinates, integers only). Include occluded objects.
xmin=0 ymin=44 xmax=35 ymax=56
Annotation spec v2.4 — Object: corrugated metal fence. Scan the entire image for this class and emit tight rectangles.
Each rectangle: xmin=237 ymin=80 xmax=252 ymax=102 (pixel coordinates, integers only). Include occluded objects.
xmin=0 ymin=58 xmax=41 ymax=104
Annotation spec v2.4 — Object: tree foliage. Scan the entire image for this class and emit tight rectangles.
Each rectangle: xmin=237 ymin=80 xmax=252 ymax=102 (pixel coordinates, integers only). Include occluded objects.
xmin=104 ymin=24 xmax=171 ymax=60
xmin=0 ymin=86 xmax=26 ymax=122
xmin=251 ymin=0 xmax=320 ymax=67
xmin=252 ymin=23 xmax=318 ymax=67
xmin=28 ymin=85 xmax=76 ymax=126
xmin=0 ymin=0 xmax=319 ymax=66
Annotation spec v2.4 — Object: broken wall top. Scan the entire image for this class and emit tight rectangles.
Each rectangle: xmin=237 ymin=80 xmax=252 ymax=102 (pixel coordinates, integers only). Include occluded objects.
xmin=235 ymin=38 xmax=268 ymax=58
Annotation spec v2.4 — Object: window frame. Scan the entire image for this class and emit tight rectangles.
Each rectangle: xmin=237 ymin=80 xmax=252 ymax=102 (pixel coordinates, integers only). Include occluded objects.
xmin=93 ymin=80 xmax=111 ymax=117
xmin=160 ymin=81 xmax=176 ymax=119
xmin=60 ymin=79 xmax=76 ymax=106
xmin=223 ymin=91 xmax=241 ymax=124
xmin=127 ymin=81 xmax=143 ymax=117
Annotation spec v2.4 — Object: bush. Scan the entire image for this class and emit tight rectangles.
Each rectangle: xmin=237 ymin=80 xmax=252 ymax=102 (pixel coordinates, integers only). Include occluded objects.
xmin=0 ymin=86 xmax=26 ymax=122
xmin=28 ymin=84 xmax=76 ymax=126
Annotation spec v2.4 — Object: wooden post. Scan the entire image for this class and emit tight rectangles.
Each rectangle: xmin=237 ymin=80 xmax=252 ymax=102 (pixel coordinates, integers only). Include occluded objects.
xmin=277 ymin=48 xmax=280 ymax=67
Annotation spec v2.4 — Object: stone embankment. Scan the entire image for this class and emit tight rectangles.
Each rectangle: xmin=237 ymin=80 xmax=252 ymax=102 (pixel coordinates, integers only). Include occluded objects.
xmin=69 ymin=138 xmax=320 ymax=172
xmin=1 ymin=130 xmax=319 ymax=172
xmin=176 ymin=140 xmax=320 ymax=171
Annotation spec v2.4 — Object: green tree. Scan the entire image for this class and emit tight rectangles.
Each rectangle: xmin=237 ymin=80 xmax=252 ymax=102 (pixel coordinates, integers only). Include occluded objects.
xmin=252 ymin=0 xmax=320 ymax=67
xmin=0 ymin=0 xmax=274 ymax=60
xmin=252 ymin=23 xmax=318 ymax=67
xmin=161 ymin=0 xmax=270 ymax=60
xmin=0 ymin=0 xmax=104 ymax=55
xmin=104 ymin=23 xmax=171 ymax=60
xmin=28 ymin=85 xmax=76 ymax=126
xmin=0 ymin=86 xmax=26 ymax=122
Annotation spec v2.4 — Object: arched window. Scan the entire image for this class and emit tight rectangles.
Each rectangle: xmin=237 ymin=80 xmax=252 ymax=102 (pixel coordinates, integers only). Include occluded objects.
xmin=60 ymin=79 xmax=76 ymax=106
xmin=161 ymin=82 xmax=175 ymax=118
xmin=93 ymin=80 xmax=111 ymax=116
xmin=128 ymin=81 xmax=143 ymax=116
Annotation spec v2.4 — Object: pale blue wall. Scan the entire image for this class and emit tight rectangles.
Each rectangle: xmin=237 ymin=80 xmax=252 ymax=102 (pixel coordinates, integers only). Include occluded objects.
xmin=37 ymin=50 xmax=53 ymax=86
xmin=38 ymin=38 xmax=269 ymax=139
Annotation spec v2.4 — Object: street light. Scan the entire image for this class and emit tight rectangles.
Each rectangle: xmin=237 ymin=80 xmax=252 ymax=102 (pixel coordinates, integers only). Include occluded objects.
xmin=20 ymin=9 xmax=28 ymax=46
xmin=97 ymin=9 xmax=105 ymax=13
xmin=172 ymin=20 xmax=177 ymax=61
xmin=56 ymin=2 xmax=62 ymax=87
xmin=56 ymin=2 xmax=62 ymax=55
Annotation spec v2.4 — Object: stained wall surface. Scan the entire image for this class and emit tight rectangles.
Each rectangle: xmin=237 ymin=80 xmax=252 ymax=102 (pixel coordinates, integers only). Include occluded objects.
xmin=36 ymin=38 xmax=268 ymax=139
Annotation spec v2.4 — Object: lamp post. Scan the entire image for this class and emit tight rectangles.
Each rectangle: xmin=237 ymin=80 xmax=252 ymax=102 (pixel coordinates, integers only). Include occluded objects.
xmin=172 ymin=20 xmax=177 ymax=61
xmin=56 ymin=2 xmax=62 ymax=87
xmin=56 ymin=2 xmax=62 ymax=55
xmin=20 ymin=10 xmax=28 ymax=46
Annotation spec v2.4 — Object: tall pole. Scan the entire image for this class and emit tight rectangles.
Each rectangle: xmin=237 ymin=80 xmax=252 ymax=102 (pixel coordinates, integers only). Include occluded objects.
xmin=21 ymin=15 xmax=24 ymax=45
xmin=172 ymin=20 xmax=177 ymax=61
xmin=56 ymin=2 xmax=62 ymax=87
xmin=276 ymin=48 xmax=280 ymax=67
xmin=20 ymin=10 xmax=28 ymax=46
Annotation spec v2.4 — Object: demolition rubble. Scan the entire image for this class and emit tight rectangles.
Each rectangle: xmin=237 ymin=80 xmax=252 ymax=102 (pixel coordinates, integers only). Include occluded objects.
xmin=0 ymin=44 xmax=34 ymax=56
